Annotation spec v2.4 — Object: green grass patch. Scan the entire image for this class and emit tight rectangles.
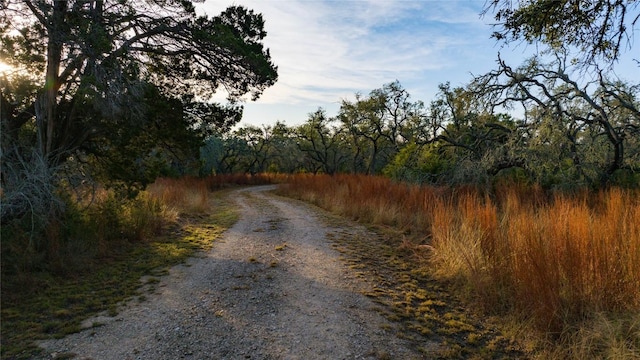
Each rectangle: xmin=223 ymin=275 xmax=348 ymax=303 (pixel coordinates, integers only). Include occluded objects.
xmin=1 ymin=191 xmax=238 ymax=360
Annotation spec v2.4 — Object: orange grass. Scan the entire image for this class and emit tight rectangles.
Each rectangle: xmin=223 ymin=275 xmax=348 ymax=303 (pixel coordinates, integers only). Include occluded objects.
xmin=203 ymin=173 xmax=286 ymax=190
xmin=148 ymin=173 xmax=287 ymax=213
xmin=279 ymin=174 xmax=640 ymax=341
xmin=148 ymin=177 xmax=210 ymax=213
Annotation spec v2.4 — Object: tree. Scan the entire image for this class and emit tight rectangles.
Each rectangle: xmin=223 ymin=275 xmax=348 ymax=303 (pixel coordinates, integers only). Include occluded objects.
xmin=210 ymin=123 xmax=304 ymax=174
xmin=233 ymin=125 xmax=277 ymax=174
xmin=88 ymin=86 xmax=215 ymax=189
xmin=484 ymin=0 xmax=639 ymax=67
xmin=339 ymin=95 xmax=387 ymax=175
xmin=1 ymin=1 xmax=277 ymax=220
xmin=471 ymin=54 xmax=640 ymax=186
xmin=295 ymin=109 xmax=347 ymax=174
xmin=217 ymin=134 xmax=250 ymax=174
xmin=400 ymin=83 xmax=525 ymax=185
xmin=338 ymin=81 xmax=423 ymax=174
xmin=369 ymin=80 xmax=426 ymax=149
xmin=480 ymin=1 xmax=640 ymax=187
xmin=1 ymin=1 xmax=276 ymax=164
xmin=266 ymin=121 xmax=302 ymax=173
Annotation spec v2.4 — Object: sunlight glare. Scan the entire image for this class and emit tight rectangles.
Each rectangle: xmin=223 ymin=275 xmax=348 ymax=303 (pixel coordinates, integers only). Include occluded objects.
xmin=0 ymin=60 xmax=14 ymax=75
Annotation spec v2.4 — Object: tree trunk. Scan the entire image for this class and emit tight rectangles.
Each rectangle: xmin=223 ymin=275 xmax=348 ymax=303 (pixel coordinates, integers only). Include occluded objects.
xmin=368 ymin=141 xmax=378 ymax=175
xmin=36 ymin=0 xmax=67 ymax=160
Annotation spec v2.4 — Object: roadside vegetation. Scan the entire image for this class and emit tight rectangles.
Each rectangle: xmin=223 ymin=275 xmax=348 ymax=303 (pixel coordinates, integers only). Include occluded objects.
xmin=0 ymin=175 xmax=280 ymax=359
xmin=279 ymin=173 xmax=640 ymax=359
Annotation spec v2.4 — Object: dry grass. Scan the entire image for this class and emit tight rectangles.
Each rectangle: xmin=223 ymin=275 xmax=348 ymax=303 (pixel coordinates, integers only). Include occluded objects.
xmin=203 ymin=173 xmax=287 ymax=190
xmin=279 ymin=174 xmax=640 ymax=359
xmin=148 ymin=177 xmax=210 ymax=214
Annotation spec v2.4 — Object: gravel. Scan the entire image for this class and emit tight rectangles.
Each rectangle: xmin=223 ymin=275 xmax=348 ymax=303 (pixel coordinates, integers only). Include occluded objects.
xmin=37 ymin=185 xmax=428 ymax=359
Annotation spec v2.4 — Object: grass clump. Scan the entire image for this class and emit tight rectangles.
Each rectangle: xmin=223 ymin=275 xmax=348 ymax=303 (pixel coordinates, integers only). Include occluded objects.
xmin=430 ymin=187 xmax=640 ymax=346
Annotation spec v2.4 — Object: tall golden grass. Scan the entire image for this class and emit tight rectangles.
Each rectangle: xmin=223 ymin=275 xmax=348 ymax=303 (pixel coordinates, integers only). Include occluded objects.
xmin=279 ymin=174 xmax=640 ymax=357
xmin=148 ymin=173 xmax=284 ymax=213
xmin=203 ymin=173 xmax=285 ymax=190
xmin=433 ymin=187 xmax=640 ymax=330
xmin=148 ymin=177 xmax=210 ymax=214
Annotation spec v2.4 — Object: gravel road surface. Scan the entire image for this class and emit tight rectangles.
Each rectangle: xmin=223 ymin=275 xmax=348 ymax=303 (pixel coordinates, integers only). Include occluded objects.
xmin=38 ymin=185 xmax=427 ymax=359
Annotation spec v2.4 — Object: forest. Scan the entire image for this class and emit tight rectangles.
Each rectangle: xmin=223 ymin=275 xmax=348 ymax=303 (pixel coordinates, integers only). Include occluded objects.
xmin=1 ymin=1 xmax=639 ymax=359
xmin=202 ymin=72 xmax=639 ymax=188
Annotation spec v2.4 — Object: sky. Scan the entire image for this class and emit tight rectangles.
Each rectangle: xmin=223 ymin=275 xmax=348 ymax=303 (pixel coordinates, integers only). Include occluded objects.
xmin=197 ymin=0 xmax=640 ymax=128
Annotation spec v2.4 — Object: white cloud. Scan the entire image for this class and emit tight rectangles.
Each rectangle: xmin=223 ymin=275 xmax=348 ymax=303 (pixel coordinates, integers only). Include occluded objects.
xmin=198 ymin=1 xmax=512 ymax=124
xmin=198 ymin=1 xmax=640 ymax=127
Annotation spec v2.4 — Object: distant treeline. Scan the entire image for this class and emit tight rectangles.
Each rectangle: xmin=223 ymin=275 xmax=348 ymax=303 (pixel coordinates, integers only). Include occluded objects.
xmin=202 ymin=78 xmax=639 ymax=189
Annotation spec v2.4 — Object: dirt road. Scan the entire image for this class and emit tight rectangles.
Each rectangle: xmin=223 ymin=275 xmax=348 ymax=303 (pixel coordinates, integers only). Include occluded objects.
xmin=38 ymin=185 xmax=428 ymax=359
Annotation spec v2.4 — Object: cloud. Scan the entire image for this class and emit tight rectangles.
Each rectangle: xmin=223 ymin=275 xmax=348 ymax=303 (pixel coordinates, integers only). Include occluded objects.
xmin=200 ymin=1 xmax=492 ymax=104
xmin=198 ymin=1 xmax=526 ymax=125
xmin=198 ymin=1 xmax=640 ymax=127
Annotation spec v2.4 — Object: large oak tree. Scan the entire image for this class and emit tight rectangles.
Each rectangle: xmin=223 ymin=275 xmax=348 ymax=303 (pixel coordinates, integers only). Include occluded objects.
xmin=0 ymin=0 xmax=277 ymax=220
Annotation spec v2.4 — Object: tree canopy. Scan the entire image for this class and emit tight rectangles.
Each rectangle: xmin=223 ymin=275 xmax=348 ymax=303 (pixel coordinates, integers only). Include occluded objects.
xmin=1 ymin=0 xmax=277 ymax=158
xmin=484 ymin=0 xmax=639 ymax=67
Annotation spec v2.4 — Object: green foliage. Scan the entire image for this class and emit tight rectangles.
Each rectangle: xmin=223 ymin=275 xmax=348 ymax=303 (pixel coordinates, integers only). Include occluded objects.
xmin=610 ymin=169 xmax=640 ymax=188
xmin=337 ymin=83 xmax=409 ymax=174
xmin=418 ymin=144 xmax=453 ymax=177
xmin=383 ymin=143 xmax=452 ymax=183
xmin=85 ymin=85 xmax=211 ymax=194
xmin=200 ymin=135 xmax=225 ymax=176
xmin=485 ymin=0 xmax=639 ymax=66
xmin=382 ymin=143 xmax=418 ymax=180
xmin=1 ymin=1 xmax=278 ymax=225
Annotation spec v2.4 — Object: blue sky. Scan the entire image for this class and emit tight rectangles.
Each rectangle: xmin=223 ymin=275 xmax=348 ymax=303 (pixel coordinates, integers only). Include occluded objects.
xmin=198 ymin=1 xmax=640 ymax=127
